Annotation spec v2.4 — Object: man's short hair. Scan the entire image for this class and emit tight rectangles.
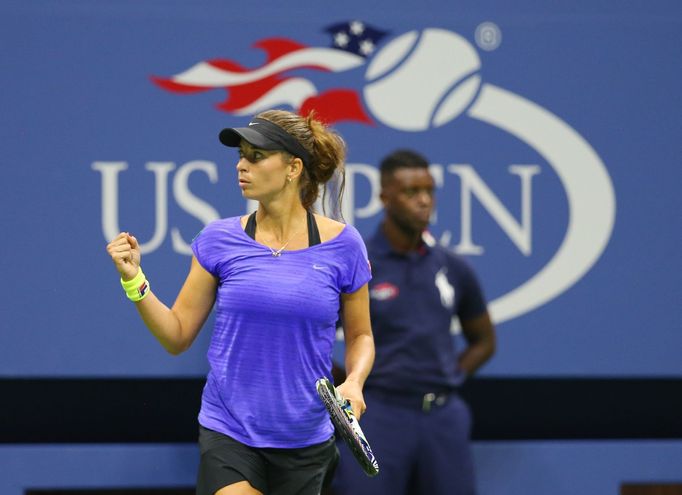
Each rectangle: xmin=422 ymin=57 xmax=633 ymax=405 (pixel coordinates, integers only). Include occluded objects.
xmin=380 ymin=149 xmax=429 ymax=186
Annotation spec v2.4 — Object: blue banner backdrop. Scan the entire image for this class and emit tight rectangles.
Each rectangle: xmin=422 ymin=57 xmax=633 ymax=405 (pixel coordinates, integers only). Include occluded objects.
xmin=1 ymin=0 xmax=680 ymax=377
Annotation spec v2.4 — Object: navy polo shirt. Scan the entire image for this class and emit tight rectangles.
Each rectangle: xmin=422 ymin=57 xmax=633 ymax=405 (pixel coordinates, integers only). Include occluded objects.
xmin=365 ymin=226 xmax=488 ymax=395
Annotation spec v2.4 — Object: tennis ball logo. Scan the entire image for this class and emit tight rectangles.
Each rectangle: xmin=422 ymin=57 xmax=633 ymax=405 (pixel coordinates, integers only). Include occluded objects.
xmin=364 ymin=29 xmax=482 ymax=131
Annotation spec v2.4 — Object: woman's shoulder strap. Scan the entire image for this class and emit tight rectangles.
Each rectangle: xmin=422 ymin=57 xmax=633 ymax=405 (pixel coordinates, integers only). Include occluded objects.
xmin=244 ymin=211 xmax=257 ymax=240
xmin=307 ymin=209 xmax=321 ymax=246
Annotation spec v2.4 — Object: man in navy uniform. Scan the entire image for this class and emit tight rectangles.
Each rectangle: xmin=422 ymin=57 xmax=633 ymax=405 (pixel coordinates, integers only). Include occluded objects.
xmin=332 ymin=149 xmax=496 ymax=495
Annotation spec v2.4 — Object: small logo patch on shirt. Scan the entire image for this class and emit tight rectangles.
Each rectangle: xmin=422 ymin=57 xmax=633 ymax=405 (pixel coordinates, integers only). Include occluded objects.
xmin=370 ymin=282 xmax=399 ymax=301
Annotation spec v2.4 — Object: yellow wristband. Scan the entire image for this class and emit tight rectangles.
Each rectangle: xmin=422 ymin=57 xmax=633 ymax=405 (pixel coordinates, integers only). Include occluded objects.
xmin=120 ymin=268 xmax=150 ymax=302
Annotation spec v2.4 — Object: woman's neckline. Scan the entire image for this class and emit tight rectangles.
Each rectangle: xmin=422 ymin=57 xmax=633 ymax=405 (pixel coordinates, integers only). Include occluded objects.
xmin=235 ymin=214 xmax=348 ymax=254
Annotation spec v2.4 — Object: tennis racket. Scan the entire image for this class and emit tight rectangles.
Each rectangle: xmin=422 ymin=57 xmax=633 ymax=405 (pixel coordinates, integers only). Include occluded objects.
xmin=315 ymin=377 xmax=379 ymax=477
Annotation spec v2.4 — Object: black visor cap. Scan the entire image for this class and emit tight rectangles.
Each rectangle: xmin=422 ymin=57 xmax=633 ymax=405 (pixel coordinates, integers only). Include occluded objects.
xmin=218 ymin=118 xmax=311 ymax=168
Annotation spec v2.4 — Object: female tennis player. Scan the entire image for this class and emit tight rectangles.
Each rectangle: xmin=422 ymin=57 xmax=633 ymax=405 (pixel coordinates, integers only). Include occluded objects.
xmin=106 ymin=109 xmax=375 ymax=495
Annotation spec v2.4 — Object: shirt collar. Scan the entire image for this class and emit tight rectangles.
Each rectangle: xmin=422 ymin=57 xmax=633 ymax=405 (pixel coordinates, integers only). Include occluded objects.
xmin=369 ymin=223 xmax=433 ymax=256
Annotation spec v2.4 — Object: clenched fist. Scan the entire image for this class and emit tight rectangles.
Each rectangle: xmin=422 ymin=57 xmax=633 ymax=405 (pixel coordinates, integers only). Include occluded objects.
xmin=106 ymin=232 xmax=141 ymax=281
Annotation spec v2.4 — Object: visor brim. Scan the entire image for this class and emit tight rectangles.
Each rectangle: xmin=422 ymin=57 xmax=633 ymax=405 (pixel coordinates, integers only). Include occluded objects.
xmin=219 ymin=127 xmax=281 ymax=150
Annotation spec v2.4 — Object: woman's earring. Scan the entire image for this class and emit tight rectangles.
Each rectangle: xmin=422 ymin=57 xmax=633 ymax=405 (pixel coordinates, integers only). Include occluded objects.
xmin=287 ymin=177 xmax=292 ymax=183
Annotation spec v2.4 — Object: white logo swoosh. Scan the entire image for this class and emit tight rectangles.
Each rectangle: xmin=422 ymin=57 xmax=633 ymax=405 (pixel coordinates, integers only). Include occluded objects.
xmin=467 ymin=83 xmax=616 ymax=325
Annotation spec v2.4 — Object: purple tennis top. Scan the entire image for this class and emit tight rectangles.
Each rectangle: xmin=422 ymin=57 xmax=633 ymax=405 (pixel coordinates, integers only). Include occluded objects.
xmin=191 ymin=216 xmax=371 ymax=448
